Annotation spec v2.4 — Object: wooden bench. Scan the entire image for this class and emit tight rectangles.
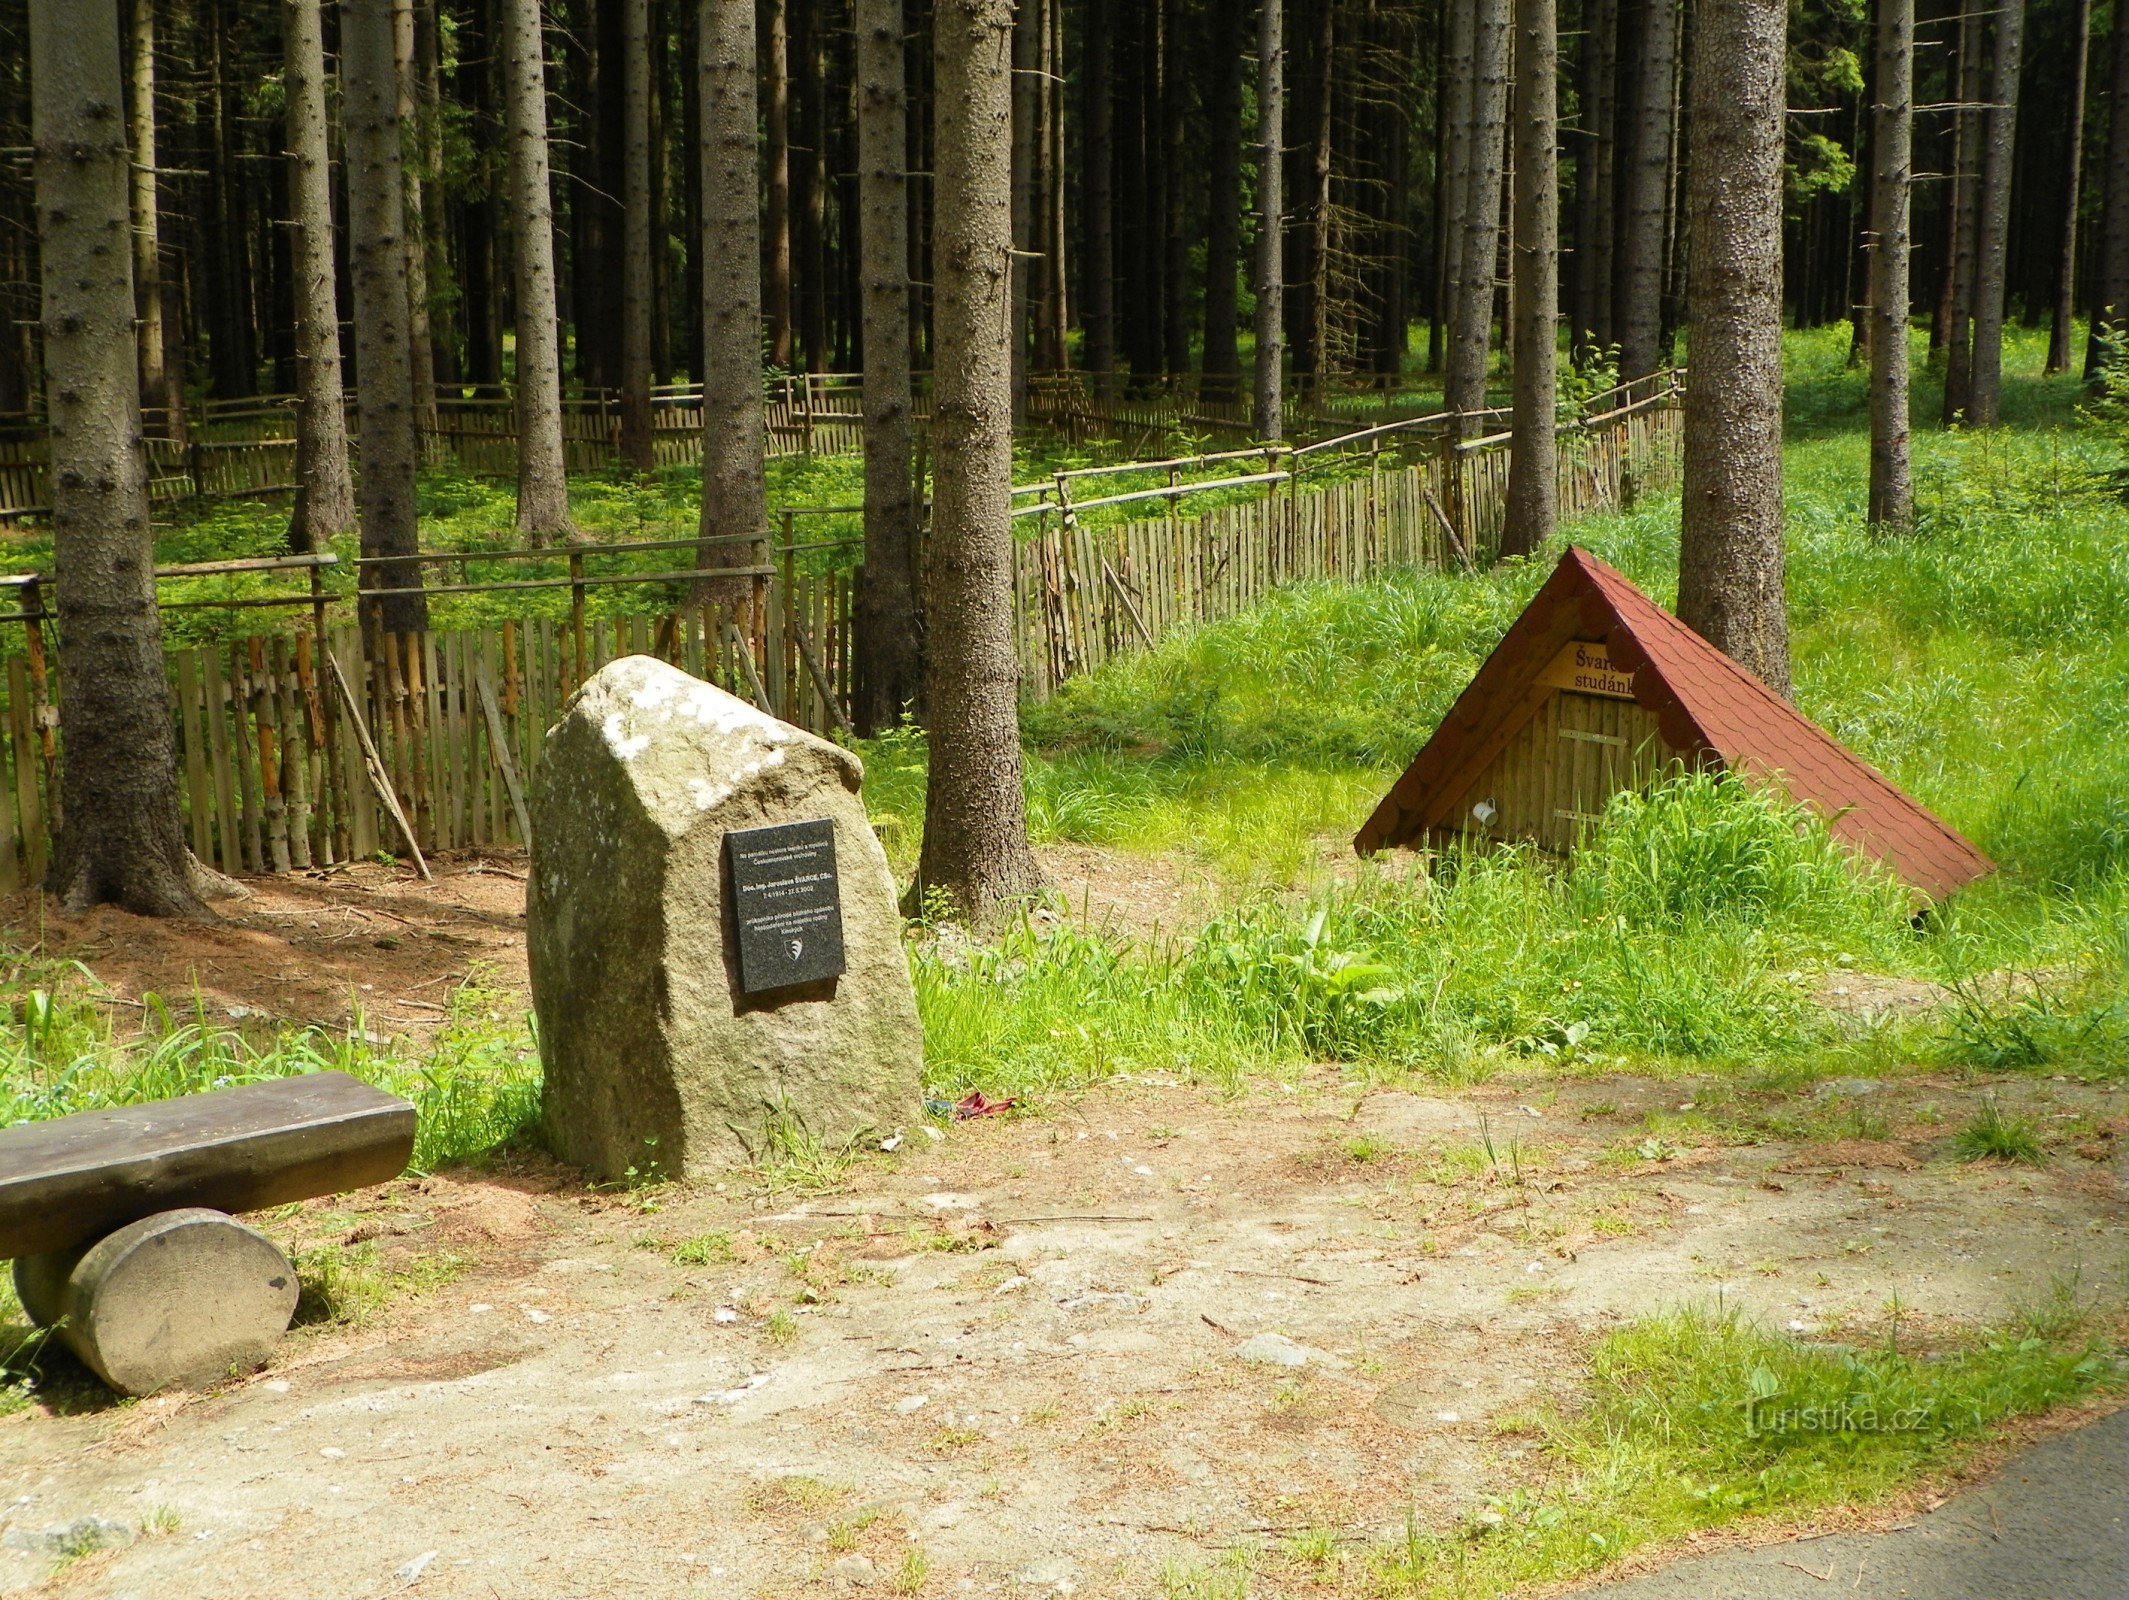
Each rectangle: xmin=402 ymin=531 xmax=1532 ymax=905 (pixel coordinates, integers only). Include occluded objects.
xmin=0 ymin=1073 xmax=415 ymax=1395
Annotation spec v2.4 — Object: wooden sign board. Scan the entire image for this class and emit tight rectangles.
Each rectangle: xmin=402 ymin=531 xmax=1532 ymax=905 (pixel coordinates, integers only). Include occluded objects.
xmin=1537 ymin=639 xmax=1635 ymax=700
xmin=726 ymin=819 xmax=847 ymax=992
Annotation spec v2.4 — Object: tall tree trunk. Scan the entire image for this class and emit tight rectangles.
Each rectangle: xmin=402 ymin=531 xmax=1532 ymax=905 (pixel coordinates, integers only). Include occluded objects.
xmin=618 ymin=0 xmax=655 ymax=468
xmin=1201 ymin=2 xmax=1246 ymax=395
xmin=203 ymin=0 xmax=257 ymax=397
xmin=344 ymin=0 xmax=428 ymax=635
xmin=502 ymin=0 xmax=577 ymax=541
xmin=1043 ymin=0 xmax=1070 ymax=370
xmin=856 ymin=0 xmax=922 ymax=734
xmin=31 ymin=0 xmax=202 ymax=915
xmin=1161 ymin=0 xmax=1192 ymax=376
xmin=1868 ymin=0 xmax=1913 ymax=531
xmin=1083 ymin=0 xmax=1116 ymax=378
xmin=765 ymin=0 xmax=794 ymax=370
xmin=918 ymin=0 xmax=1041 ymax=925
xmin=1010 ymin=0 xmax=1037 ymax=413
xmin=697 ymin=0 xmax=767 ymax=597
xmin=1965 ymin=0 xmax=2022 ymax=427
xmin=1614 ymin=0 xmax=1676 ymax=378
xmin=1574 ymin=0 xmax=1617 ymax=356
xmin=1254 ymin=0 xmax=1286 ymax=438
xmin=1678 ymin=0 xmax=1789 ymax=696
xmin=1294 ymin=0 xmax=1335 ymax=396
xmin=415 ymin=1 xmax=456 ymax=385
xmin=1437 ymin=0 xmax=1476 ymax=378
xmin=393 ymin=0 xmax=437 ymax=428
xmin=2085 ymin=0 xmax=2129 ymax=379
xmin=1502 ymin=0 xmax=1557 ymax=558
xmin=794 ymin=0 xmax=829 ymax=372
xmin=1446 ymin=0 xmax=1508 ymax=428
xmin=2046 ymin=0 xmax=2091 ymax=375
xmin=129 ymin=0 xmax=182 ymax=440
xmin=1940 ymin=4 xmax=1982 ymax=421
xmin=286 ymin=0 xmax=359 ymax=552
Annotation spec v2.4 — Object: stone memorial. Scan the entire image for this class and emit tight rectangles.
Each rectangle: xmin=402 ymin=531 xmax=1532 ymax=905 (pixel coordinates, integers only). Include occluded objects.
xmin=527 ymin=655 xmax=921 ymax=1180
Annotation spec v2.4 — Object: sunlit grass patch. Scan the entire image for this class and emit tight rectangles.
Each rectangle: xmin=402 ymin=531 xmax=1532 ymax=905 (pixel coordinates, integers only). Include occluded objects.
xmin=0 ymin=956 xmax=539 ymax=1173
xmin=1368 ymin=1296 xmax=2122 ymax=1597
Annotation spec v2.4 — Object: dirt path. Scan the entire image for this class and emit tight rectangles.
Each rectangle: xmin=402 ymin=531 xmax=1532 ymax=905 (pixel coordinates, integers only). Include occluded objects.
xmin=2 ymin=1067 xmax=2124 ymax=1599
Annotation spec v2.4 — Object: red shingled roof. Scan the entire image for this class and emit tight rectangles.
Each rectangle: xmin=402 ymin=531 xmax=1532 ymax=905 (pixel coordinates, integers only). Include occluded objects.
xmin=1353 ymin=546 xmax=1994 ymax=902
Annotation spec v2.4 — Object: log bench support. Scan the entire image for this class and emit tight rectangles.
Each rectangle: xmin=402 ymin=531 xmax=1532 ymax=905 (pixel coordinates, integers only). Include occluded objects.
xmin=0 ymin=1073 xmax=415 ymax=1397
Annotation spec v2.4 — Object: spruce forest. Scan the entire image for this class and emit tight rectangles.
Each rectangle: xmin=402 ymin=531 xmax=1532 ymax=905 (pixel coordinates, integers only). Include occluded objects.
xmin=2 ymin=0 xmax=2129 ymax=1595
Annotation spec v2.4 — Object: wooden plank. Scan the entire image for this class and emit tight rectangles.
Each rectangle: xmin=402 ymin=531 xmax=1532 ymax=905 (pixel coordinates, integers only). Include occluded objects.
xmin=474 ymin=656 xmax=535 ymax=847
xmin=202 ymin=647 xmax=240 ymax=874
xmin=0 ymin=700 xmax=20 ymax=895
xmin=250 ymin=639 xmax=291 ymax=874
xmin=0 ymin=1072 xmax=416 ymax=1262
xmin=323 ymin=639 xmax=430 ymax=878
xmin=5 ymin=662 xmax=44 ymax=885
xmin=175 ymin=651 xmax=212 ymax=866
xmin=482 ymin=632 xmax=508 ymax=843
xmin=272 ymin=637 xmax=314 ymax=871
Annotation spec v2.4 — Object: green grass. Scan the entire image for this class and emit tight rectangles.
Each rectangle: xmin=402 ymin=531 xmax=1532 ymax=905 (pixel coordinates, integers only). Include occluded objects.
xmin=0 ymin=955 xmax=539 ymax=1173
xmin=888 ymin=323 xmax=2129 ymax=1101
xmin=1954 ymin=1097 xmax=2048 ymax=1166
xmin=1362 ymin=1296 xmax=2121 ymax=1597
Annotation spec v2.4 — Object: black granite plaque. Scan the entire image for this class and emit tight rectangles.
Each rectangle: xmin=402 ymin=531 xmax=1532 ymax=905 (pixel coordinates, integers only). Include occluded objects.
xmin=726 ymin=819 xmax=846 ymax=993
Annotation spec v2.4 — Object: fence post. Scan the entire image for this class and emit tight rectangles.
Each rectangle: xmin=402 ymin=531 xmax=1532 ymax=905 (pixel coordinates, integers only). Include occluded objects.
xmin=568 ymin=548 xmax=587 ymax=691
xmin=21 ymin=577 xmax=57 ymax=824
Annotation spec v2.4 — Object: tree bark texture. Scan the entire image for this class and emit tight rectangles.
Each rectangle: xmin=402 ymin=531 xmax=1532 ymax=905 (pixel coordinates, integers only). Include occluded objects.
xmin=1083 ymin=0 xmax=1116 ymax=378
xmin=1161 ymin=0 xmax=1192 ymax=377
xmin=129 ymin=0 xmax=181 ymax=436
xmin=285 ymin=0 xmax=359 ymax=552
xmin=2086 ymin=0 xmax=2129 ymax=379
xmin=1502 ymin=0 xmax=1557 ymax=558
xmin=696 ymin=0 xmax=767 ymax=596
xmin=1200 ymin=3 xmax=1245 ymax=395
xmin=1614 ymin=0 xmax=1677 ymax=380
xmin=1678 ymin=0 xmax=1790 ymax=697
xmin=855 ymin=0 xmax=922 ymax=734
xmin=1010 ymin=0 xmax=1038 ymax=413
xmin=1965 ymin=0 xmax=2023 ymax=428
xmin=1574 ymin=0 xmax=1617 ymax=355
xmin=1254 ymin=0 xmax=1285 ymax=440
xmin=1868 ymin=0 xmax=1913 ymax=531
xmin=765 ymin=0 xmax=794 ymax=370
xmin=1941 ymin=5 xmax=1982 ymax=421
xmin=1446 ymin=0 xmax=1508 ymax=430
xmin=618 ymin=0 xmax=655 ymax=468
xmin=392 ymin=0 xmax=437 ymax=429
xmin=1438 ymin=0 xmax=1476 ymax=381
xmin=918 ymin=0 xmax=1041 ymax=925
xmin=342 ymin=0 xmax=428 ymax=635
xmin=31 ymin=0 xmax=203 ymax=915
xmin=2047 ymin=0 xmax=2091 ymax=376
xmin=501 ymin=0 xmax=577 ymax=542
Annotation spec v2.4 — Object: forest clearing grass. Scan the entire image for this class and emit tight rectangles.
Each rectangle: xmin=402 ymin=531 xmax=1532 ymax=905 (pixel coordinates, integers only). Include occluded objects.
xmin=1341 ymin=1294 xmax=2123 ymax=1597
xmin=0 ymin=951 xmax=539 ymax=1173
xmin=897 ymin=325 xmax=2129 ymax=1100
xmin=0 ymin=328 xmax=2124 ymax=1136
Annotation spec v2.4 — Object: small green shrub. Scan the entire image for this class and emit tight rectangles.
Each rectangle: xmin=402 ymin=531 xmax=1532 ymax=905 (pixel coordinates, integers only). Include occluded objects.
xmin=1954 ymin=1098 xmax=2047 ymax=1166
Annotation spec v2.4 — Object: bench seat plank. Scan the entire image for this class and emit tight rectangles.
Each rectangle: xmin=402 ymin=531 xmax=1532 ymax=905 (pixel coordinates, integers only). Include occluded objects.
xmin=0 ymin=1073 xmax=416 ymax=1260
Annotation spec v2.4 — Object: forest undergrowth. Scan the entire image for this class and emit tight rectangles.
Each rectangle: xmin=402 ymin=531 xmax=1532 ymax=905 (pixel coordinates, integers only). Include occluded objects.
xmin=2 ymin=328 xmax=2126 ymax=1141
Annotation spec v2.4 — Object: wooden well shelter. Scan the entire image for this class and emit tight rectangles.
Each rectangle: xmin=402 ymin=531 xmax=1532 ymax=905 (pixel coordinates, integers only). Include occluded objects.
xmin=1353 ymin=547 xmax=1993 ymax=902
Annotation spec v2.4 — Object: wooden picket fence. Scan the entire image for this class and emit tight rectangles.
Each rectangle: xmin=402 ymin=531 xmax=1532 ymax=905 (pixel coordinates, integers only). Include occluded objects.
xmin=1010 ymin=383 xmax=1683 ymax=696
xmin=0 ymin=369 xmax=1488 ymax=520
xmin=0 ymin=379 xmax=1680 ymax=887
